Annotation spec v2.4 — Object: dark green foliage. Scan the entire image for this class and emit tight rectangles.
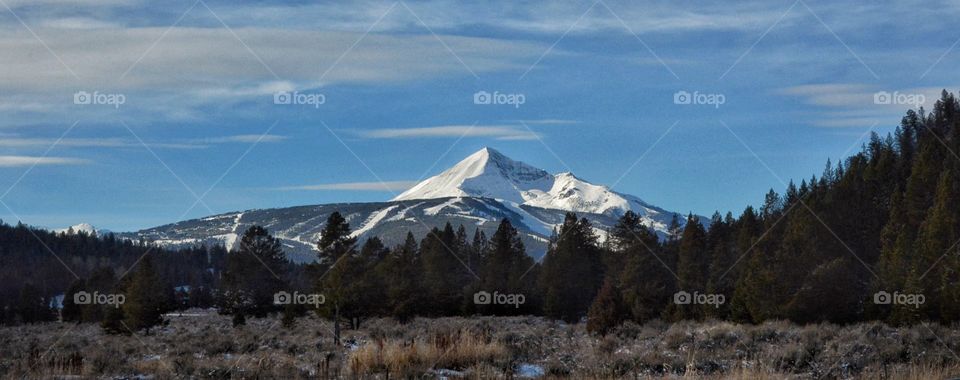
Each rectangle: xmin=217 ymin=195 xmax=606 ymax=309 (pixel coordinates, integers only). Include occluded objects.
xmin=122 ymin=255 xmax=170 ymax=334
xmin=420 ymin=224 xmax=472 ymax=316
xmin=475 ymin=219 xmax=538 ymax=315
xmin=378 ymin=232 xmax=423 ymax=321
xmin=15 ymin=283 xmax=54 ymax=324
xmin=671 ymin=214 xmax=709 ymax=321
xmin=541 ymin=213 xmax=603 ymax=322
xmin=0 ymin=222 xmax=224 ymax=326
xmin=61 ymin=279 xmax=86 ymax=323
xmin=220 ymin=226 xmax=288 ymax=319
xmin=586 ymin=278 xmax=626 ymax=336
xmin=612 ymin=211 xmax=673 ymax=323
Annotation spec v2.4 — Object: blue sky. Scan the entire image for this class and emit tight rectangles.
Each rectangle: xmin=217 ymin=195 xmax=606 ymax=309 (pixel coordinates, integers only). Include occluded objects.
xmin=0 ymin=0 xmax=958 ymax=231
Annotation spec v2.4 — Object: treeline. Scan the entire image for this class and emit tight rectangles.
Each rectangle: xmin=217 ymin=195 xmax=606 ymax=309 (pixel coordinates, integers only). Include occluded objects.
xmin=6 ymin=91 xmax=960 ymax=334
xmin=0 ymin=222 xmax=226 ymax=326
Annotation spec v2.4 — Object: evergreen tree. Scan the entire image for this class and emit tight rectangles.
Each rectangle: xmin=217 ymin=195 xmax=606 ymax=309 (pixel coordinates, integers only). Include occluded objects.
xmin=315 ymin=213 xmax=360 ymax=338
xmin=61 ymin=279 xmax=86 ymax=323
xmin=379 ymin=232 xmax=422 ymax=321
xmin=122 ymin=255 xmax=168 ymax=334
xmin=913 ymin=171 xmax=960 ymax=320
xmin=540 ymin=213 xmax=603 ymax=322
xmin=16 ymin=283 xmax=54 ymax=324
xmin=586 ymin=278 xmax=626 ymax=336
xmin=421 ymin=224 xmax=470 ymax=316
xmin=671 ymin=214 xmax=709 ymax=320
xmin=477 ymin=219 xmax=537 ymax=315
xmin=612 ymin=211 xmax=672 ymax=323
xmin=220 ymin=226 xmax=288 ymax=319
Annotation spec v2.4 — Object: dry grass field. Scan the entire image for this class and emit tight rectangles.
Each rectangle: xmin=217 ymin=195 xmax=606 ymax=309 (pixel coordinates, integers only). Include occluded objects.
xmin=2 ymin=309 xmax=960 ymax=379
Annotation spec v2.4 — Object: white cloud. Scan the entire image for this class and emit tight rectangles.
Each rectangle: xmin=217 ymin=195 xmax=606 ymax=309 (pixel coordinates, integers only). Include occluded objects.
xmin=778 ymin=84 xmax=950 ymax=127
xmin=278 ymin=181 xmax=418 ymax=192
xmin=360 ymin=125 xmax=539 ymax=140
xmin=0 ymin=27 xmax=543 ymax=92
xmin=195 ymin=1 xmax=799 ymax=35
xmin=507 ymin=119 xmax=579 ymax=125
xmin=0 ymin=137 xmax=201 ymax=149
xmin=0 ymin=155 xmax=89 ymax=167
xmin=202 ymin=134 xmax=287 ymax=144
xmin=38 ymin=17 xmax=122 ymax=29
xmin=0 ymin=135 xmax=286 ymax=149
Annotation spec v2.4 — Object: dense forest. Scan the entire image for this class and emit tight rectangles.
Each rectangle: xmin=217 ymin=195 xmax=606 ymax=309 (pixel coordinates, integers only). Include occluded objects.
xmin=4 ymin=91 xmax=960 ymax=335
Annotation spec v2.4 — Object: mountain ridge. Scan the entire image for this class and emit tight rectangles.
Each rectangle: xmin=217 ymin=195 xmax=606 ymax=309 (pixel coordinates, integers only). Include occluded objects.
xmin=116 ymin=148 xmax=701 ymax=262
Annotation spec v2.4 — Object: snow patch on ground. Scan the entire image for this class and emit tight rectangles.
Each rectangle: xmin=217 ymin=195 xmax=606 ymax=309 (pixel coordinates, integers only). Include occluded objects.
xmin=517 ymin=363 xmax=544 ymax=378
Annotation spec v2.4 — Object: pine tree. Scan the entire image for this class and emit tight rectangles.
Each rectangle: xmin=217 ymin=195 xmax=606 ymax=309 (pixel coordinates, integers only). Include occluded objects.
xmin=478 ymin=219 xmax=536 ymax=315
xmin=317 ymin=212 xmax=355 ymax=265
xmin=83 ymin=267 xmax=118 ymax=323
xmin=705 ymin=212 xmax=736 ymax=319
xmin=221 ymin=226 xmax=288 ymax=319
xmin=873 ymin=187 xmax=912 ymax=320
xmin=671 ymin=214 xmax=709 ymax=320
xmin=913 ymin=171 xmax=959 ymax=320
xmin=16 ymin=283 xmax=54 ymax=324
xmin=61 ymin=279 xmax=86 ymax=323
xmin=122 ymin=255 xmax=167 ymax=334
xmin=380 ymin=232 xmax=422 ymax=321
xmin=315 ymin=213 xmax=360 ymax=339
xmin=421 ymin=224 xmax=470 ymax=315
xmin=586 ymin=278 xmax=626 ymax=336
xmin=612 ymin=211 xmax=671 ymax=323
xmin=540 ymin=213 xmax=603 ymax=322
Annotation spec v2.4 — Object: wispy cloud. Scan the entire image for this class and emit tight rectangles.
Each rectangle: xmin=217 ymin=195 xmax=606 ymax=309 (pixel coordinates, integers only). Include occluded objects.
xmin=0 ymin=135 xmax=286 ymax=149
xmin=277 ymin=181 xmax=418 ymax=192
xmin=0 ymin=156 xmax=89 ymax=167
xmin=360 ymin=125 xmax=539 ymax=140
xmin=777 ymin=84 xmax=949 ymax=127
xmin=506 ymin=119 xmax=579 ymax=125
xmin=201 ymin=134 xmax=287 ymax=144
xmin=0 ymin=138 xmax=202 ymax=149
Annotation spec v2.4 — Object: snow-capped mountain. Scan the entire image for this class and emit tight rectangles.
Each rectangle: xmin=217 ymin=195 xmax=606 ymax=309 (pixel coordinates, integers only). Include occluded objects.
xmin=396 ymin=147 xmax=674 ymax=231
xmin=118 ymin=148 xmax=699 ymax=262
xmin=55 ymin=223 xmax=108 ymax=236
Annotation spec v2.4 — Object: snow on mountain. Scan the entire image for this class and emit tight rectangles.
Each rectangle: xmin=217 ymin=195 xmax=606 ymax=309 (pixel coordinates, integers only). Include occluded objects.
xmin=55 ymin=223 xmax=107 ymax=236
xmin=395 ymin=147 xmax=675 ymax=225
xmin=395 ymin=147 xmax=553 ymax=204
xmin=120 ymin=147 xmax=699 ymax=263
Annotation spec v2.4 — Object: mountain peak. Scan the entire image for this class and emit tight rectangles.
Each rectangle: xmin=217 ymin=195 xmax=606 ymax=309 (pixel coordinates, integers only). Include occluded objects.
xmin=394 ymin=147 xmax=552 ymax=203
xmin=55 ymin=222 xmax=106 ymax=236
xmin=393 ymin=148 xmax=671 ymax=218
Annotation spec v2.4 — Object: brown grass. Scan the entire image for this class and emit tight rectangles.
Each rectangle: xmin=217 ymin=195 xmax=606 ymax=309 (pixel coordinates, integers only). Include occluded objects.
xmin=1 ymin=312 xmax=960 ymax=379
xmin=347 ymin=329 xmax=509 ymax=377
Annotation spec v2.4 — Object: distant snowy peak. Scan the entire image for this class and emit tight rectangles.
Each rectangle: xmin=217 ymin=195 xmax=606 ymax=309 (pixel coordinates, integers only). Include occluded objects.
xmin=393 ymin=147 xmax=670 ymax=219
xmin=55 ymin=223 xmax=107 ymax=236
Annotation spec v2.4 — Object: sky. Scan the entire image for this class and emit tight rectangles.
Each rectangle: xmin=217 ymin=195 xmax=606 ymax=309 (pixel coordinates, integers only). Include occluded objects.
xmin=0 ymin=0 xmax=958 ymax=232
